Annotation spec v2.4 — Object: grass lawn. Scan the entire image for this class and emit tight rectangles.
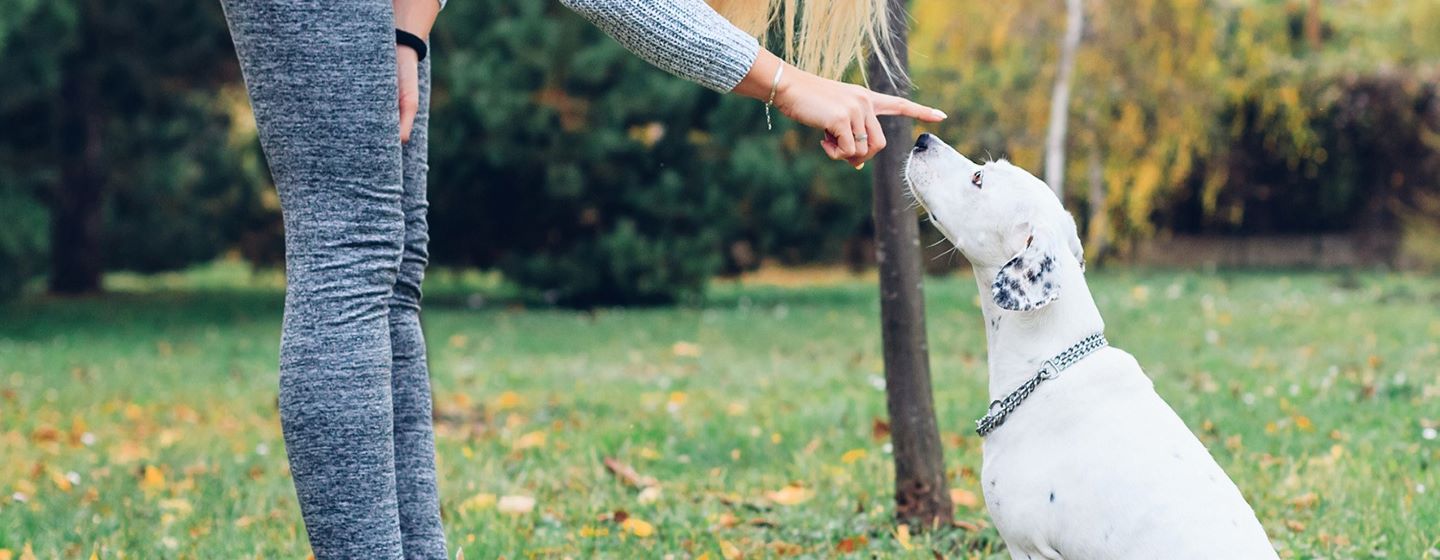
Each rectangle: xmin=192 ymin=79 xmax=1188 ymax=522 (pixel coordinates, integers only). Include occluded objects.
xmin=2 ymin=265 xmax=1438 ymax=558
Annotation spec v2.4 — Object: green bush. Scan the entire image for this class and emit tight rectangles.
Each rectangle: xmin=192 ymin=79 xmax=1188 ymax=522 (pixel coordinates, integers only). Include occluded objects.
xmin=427 ymin=1 xmax=869 ymax=306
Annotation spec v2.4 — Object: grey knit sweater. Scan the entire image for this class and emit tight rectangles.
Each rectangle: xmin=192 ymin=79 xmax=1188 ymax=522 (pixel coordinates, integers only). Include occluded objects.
xmin=560 ymin=0 xmax=762 ymax=93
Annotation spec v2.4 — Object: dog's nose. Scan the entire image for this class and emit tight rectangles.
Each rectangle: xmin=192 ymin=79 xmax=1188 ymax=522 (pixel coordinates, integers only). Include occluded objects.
xmin=913 ymin=133 xmax=934 ymax=152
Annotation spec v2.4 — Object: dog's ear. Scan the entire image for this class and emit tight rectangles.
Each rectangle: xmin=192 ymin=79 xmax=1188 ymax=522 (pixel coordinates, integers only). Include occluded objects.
xmin=992 ymin=222 xmax=1061 ymax=311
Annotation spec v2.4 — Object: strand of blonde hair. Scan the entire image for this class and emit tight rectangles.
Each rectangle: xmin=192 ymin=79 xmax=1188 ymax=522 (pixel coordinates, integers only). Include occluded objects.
xmin=708 ymin=0 xmax=905 ymax=84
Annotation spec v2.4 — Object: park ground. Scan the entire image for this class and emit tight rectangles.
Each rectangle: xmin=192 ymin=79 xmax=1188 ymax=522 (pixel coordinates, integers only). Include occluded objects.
xmin=1 ymin=264 xmax=1438 ymax=558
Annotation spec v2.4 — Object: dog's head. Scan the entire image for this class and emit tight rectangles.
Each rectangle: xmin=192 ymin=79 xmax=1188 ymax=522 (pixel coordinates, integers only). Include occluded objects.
xmin=904 ymin=133 xmax=1085 ymax=312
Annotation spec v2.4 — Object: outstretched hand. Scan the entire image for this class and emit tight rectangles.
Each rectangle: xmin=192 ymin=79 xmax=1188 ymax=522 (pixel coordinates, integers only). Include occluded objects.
xmin=734 ymin=49 xmax=947 ymax=168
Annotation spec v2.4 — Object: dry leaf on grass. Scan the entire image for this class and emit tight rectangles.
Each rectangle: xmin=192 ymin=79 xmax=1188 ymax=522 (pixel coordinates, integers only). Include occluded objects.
xmin=672 ymin=341 xmax=702 ymax=357
xmin=764 ymin=485 xmax=812 ymax=506
xmin=949 ymin=488 xmax=980 ymax=508
xmin=620 ymin=517 xmax=656 ymax=538
xmin=497 ymin=495 xmax=535 ymax=515
xmin=894 ymin=524 xmax=914 ymax=551
xmin=603 ymin=457 xmax=658 ymax=488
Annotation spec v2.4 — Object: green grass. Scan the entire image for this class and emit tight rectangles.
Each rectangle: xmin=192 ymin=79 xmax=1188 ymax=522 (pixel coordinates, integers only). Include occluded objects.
xmin=2 ymin=265 xmax=1438 ymax=558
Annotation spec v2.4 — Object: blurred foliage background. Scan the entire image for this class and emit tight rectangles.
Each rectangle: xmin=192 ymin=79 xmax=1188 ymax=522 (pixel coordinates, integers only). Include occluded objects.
xmin=1 ymin=0 xmax=1438 ymax=305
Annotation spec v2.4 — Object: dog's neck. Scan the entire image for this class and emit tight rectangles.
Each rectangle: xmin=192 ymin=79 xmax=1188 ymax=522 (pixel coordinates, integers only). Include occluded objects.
xmin=973 ymin=259 xmax=1105 ymax=401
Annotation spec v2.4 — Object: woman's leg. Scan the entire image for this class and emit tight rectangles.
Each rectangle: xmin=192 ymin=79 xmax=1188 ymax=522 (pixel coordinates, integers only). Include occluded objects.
xmin=220 ymin=1 xmax=406 ymax=557
xmin=389 ymin=56 xmax=448 ymax=558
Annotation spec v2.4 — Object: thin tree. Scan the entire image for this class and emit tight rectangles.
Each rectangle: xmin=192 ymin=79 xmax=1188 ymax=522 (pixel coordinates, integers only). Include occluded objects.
xmin=868 ymin=0 xmax=953 ymax=528
xmin=1044 ymin=0 xmax=1084 ymax=200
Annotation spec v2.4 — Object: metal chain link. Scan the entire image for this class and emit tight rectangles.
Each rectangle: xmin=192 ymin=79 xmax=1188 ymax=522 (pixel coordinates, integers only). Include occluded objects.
xmin=975 ymin=333 xmax=1108 ymax=437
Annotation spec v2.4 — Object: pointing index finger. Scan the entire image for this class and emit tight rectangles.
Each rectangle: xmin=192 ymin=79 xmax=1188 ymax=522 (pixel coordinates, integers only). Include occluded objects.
xmin=871 ymin=93 xmax=947 ymax=122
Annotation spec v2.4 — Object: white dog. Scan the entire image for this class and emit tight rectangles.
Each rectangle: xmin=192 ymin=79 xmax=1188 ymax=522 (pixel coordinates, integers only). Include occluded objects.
xmin=904 ymin=134 xmax=1277 ymax=559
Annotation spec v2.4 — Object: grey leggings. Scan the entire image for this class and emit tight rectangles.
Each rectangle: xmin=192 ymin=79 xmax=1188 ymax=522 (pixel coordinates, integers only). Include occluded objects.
xmin=220 ymin=2 xmax=445 ymax=557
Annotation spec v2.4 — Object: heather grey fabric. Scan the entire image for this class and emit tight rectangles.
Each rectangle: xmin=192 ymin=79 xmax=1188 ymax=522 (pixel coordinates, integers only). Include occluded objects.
xmin=219 ymin=1 xmax=444 ymax=558
xmin=561 ymin=0 xmax=762 ymax=93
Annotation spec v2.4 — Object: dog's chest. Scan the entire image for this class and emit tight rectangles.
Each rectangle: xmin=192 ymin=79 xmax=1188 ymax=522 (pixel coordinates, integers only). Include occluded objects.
xmin=976 ymin=371 xmax=1276 ymax=559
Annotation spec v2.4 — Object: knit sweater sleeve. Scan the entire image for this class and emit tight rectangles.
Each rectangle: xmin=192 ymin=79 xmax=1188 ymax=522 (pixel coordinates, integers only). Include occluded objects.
xmin=560 ymin=0 xmax=762 ymax=93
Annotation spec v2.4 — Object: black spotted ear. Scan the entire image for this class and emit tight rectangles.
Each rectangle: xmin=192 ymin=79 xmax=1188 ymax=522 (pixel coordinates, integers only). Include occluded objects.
xmin=991 ymin=230 xmax=1061 ymax=311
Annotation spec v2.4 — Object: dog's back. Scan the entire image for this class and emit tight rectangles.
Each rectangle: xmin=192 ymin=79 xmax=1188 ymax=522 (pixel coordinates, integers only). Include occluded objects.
xmin=981 ymin=348 xmax=1277 ymax=560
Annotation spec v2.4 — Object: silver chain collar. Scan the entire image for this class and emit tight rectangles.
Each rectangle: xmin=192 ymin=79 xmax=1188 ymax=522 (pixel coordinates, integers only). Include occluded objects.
xmin=975 ymin=333 xmax=1109 ymax=437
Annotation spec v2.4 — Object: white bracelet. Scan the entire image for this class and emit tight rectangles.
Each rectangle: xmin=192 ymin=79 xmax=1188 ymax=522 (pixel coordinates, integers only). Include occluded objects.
xmin=764 ymin=63 xmax=784 ymax=130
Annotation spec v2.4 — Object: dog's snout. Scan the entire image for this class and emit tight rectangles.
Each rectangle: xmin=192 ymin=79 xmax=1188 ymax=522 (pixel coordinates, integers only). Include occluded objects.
xmin=913 ymin=133 xmax=934 ymax=153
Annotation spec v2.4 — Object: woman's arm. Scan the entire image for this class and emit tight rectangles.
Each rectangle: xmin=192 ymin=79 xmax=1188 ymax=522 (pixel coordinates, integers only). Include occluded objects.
xmin=563 ymin=0 xmax=945 ymax=166
xmin=561 ymin=0 xmax=761 ymax=93
xmin=394 ymin=0 xmax=440 ymax=143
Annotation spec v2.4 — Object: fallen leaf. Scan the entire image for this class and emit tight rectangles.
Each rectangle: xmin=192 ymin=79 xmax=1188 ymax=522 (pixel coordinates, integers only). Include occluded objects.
xmin=49 ymin=469 xmax=72 ymax=492
xmin=637 ymin=486 xmax=662 ymax=504
xmin=1290 ymin=492 xmax=1319 ymax=509
xmin=1285 ymin=519 xmax=1306 ymax=533
xmin=719 ymin=540 xmax=742 ymax=560
xmin=603 ymin=457 xmax=658 ymax=488
xmin=949 ymin=488 xmax=980 ymax=508
xmin=835 ymin=535 xmax=869 ymax=552
xmin=497 ymin=495 xmax=535 ymax=515
xmin=140 ymin=465 xmax=165 ymax=491
xmin=511 ymin=431 xmax=547 ymax=450
xmin=871 ymin=418 xmax=890 ymax=441
xmin=621 ymin=517 xmax=655 ymax=538
xmin=494 ymin=391 xmax=524 ymax=410
xmin=672 ymin=341 xmax=702 ymax=357
xmin=460 ymin=492 xmax=501 ymax=512
xmin=894 ymin=524 xmax=914 ymax=551
xmin=840 ymin=449 xmax=867 ymax=464
xmin=765 ymin=485 xmax=813 ymax=506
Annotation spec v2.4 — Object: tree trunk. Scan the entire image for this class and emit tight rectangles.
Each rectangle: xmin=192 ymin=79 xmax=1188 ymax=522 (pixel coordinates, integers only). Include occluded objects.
xmin=50 ymin=58 xmax=105 ymax=296
xmin=1085 ymin=143 xmax=1109 ymax=260
xmin=1304 ymin=0 xmax=1322 ymax=49
xmin=868 ymin=0 xmax=953 ymax=529
xmin=1044 ymin=0 xmax=1084 ymax=200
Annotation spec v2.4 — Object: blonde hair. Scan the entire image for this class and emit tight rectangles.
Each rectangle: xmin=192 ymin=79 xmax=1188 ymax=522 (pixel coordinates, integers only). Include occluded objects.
xmin=708 ymin=0 xmax=903 ymax=83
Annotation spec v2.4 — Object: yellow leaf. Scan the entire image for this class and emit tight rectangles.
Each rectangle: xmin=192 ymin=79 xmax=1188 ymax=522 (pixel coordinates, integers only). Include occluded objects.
xmin=494 ymin=391 xmax=523 ymax=410
xmin=49 ymin=470 xmax=72 ymax=492
xmin=140 ymin=465 xmax=165 ymax=491
xmin=950 ymin=488 xmax=980 ymax=508
xmin=637 ymin=486 xmax=662 ymax=504
xmin=637 ymin=447 xmax=661 ymax=460
xmin=840 ymin=449 xmax=867 ymax=464
xmin=18 ymin=544 xmax=35 ymax=560
xmin=0 ymin=549 xmax=12 ymax=560
xmin=1294 ymin=415 xmax=1313 ymax=431
xmin=765 ymin=485 xmax=813 ymax=506
xmin=459 ymin=493 xmax=497 ymax=514
xmin=621 ymin=517 xmax=655 ymax=538
xmin=511 ymin=431 xmax=547 ymax=450
xmin=579 ymin=525 xmax=610 ymax=537
xmin=671 ymin=341 xmax=702 ymax=357
xmin=894 ymin=524 xmax=914 ymax=551
xmin=719 ymin=539 xmax=742 ymax=560
xmin=497 ymin=495 xmax=535 ymax=515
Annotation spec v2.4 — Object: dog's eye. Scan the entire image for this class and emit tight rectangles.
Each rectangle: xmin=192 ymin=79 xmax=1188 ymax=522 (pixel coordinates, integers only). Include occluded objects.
xmin=971 ymin=170 xmax=983 ymax=188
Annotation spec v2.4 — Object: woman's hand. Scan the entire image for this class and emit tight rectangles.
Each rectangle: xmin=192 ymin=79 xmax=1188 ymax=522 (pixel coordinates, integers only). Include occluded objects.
xmin=394 ymin=0 xmax=439 ymax=143
xmin=734 ymin=49 xmax=946 ymax=168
